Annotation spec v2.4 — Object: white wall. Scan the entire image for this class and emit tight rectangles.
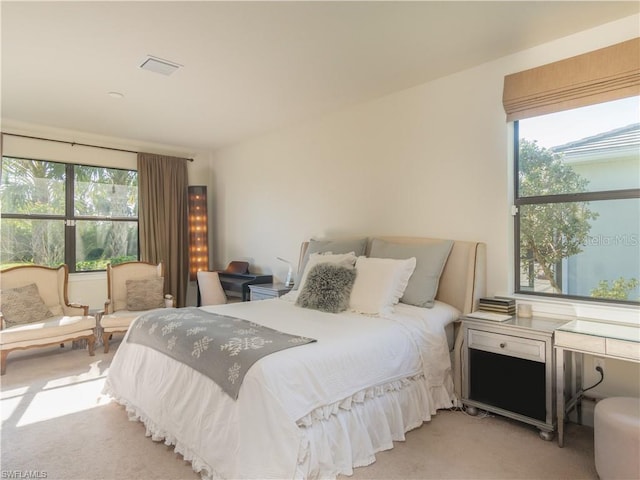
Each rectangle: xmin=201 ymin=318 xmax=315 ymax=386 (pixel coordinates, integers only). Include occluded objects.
xmin=210 ymin=44 xmax=510 ymax=287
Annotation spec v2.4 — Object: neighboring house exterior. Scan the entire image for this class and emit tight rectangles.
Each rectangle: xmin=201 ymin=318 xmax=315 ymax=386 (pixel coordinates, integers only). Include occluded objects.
xmin=552 ymin=123 xmax=640 ymax=300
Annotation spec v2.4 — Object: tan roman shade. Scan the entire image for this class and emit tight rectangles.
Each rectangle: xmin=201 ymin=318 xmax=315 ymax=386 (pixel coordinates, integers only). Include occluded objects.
xmin=503 ymin=37 xmax=640 ymax=122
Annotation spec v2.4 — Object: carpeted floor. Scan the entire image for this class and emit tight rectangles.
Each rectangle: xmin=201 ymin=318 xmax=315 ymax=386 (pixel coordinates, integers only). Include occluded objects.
xmin=1 ymin=340 xmax=598 ymax=480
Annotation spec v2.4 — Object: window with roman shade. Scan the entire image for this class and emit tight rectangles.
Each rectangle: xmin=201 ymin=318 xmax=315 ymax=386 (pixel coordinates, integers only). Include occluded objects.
xmin=504 ymin=38 xmax=640 ymax=304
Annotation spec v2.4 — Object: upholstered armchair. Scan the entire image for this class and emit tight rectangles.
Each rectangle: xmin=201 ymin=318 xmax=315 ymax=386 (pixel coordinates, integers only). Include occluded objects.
xmin=0 ymin=264 xmax=96 ymax=375
xmin=100 ymin=261 xmax=172 ymax=353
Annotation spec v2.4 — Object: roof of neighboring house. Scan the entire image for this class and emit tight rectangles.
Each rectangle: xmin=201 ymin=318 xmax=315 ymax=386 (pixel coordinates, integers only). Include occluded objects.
xmin=552 ymin=123 xmax=639 ymax=160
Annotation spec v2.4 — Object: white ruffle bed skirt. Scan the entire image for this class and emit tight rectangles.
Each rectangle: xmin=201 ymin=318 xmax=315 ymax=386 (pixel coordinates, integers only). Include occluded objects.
xmin=295 ymin=373 xmax=453 ymax=479
xmin=110 ymin=372 xmax=453 ymax=480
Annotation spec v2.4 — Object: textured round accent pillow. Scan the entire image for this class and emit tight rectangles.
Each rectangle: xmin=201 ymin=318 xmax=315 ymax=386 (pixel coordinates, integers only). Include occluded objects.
xmin=296 ymin=263 xmax=356 ymax=313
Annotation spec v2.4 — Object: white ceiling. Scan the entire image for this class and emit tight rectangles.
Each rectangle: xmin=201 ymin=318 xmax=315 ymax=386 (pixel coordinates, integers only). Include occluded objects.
xmin=2 ymin=1 xmax=639 ymax=152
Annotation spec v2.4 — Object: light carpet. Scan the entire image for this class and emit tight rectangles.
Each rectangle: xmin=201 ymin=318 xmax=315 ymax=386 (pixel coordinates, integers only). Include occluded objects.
xmin=1 ymin=340 xmax=597 ymax=480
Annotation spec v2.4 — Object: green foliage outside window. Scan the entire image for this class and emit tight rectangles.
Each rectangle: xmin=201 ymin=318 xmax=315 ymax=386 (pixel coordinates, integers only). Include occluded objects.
xmin=590 ymin=278 xmax=640 ymax=301
xmin=518 ymin=139 xmax=599 ymax=293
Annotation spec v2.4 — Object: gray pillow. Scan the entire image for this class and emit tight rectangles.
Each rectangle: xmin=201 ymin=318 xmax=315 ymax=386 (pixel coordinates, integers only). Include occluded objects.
xmin=126 ymin=276 xmax=165 ymax=311
xmin=0 ymin=283 xmax=54 ymax=327
xmin=369 ymin=238 xmax=454 ymax=308
xmin=296 ymin=263 xmax=356 ymax=313
xmin=295 ymin=237 xmax=367 ymax=290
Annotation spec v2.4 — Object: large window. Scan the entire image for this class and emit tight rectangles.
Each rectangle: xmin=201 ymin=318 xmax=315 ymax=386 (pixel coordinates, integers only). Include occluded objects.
xmin=0 ymin=157 xmax=138 ymax=272
xmin=514 ymin=96 xmax=640 ymax=304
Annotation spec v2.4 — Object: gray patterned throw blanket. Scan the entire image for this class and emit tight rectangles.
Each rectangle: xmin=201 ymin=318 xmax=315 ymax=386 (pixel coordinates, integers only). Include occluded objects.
xmin=126 ymin=307 xmax=316 ymax=399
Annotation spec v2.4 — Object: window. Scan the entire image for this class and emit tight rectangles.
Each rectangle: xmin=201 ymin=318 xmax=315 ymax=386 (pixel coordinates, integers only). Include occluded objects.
xmin=0 ymin=157 xmax=138 ymax=272
xmin=514 ymin=96 xmax=640 ymax=304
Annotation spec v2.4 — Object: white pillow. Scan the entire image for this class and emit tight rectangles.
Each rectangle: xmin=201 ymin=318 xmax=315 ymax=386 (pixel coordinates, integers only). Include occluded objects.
xmin=296 ymin=251 xmax=357 ymax=293
xmin=349 ymin=256 xmax=417 ymax=316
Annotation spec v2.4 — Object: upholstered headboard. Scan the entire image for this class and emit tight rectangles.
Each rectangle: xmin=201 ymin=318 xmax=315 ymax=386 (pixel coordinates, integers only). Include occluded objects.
xmin=297 ymin=236 xmax=486 ymax=314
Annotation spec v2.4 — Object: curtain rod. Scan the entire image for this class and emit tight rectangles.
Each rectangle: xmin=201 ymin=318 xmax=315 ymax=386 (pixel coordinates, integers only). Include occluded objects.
xmin=1 ymin=132 xmax=194 ymax=162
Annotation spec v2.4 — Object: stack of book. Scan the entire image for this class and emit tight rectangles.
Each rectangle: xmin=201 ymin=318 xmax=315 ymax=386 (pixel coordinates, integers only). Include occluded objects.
xmin=478 ymin=297 xmax=516 ymax=315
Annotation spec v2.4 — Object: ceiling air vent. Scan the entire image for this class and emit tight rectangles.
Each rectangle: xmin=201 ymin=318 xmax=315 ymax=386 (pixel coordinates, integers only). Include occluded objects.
xmin=139 ymin=55 xmax=182 ymax=76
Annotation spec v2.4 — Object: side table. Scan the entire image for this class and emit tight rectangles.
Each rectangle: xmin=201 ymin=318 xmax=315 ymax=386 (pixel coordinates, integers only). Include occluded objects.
xmin=93 ymin=309 xmax=105 ymax=346
xmin=72 ymin=308 xmax=104 ymax=350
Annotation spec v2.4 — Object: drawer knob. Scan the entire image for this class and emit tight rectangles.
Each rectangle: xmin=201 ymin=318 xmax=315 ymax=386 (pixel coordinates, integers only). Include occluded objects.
xmin=500 ymin=342 xmax=506 ymax=348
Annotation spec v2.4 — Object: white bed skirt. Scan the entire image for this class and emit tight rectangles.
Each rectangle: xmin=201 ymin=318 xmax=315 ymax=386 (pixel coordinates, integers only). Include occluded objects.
xmin=296 ymin=374 xmax=453 ymax=479
xmin=110 ymin=371 xmax=452 ymax=479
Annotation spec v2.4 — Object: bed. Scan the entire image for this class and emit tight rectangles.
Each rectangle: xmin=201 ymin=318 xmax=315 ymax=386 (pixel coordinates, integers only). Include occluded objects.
xmin=103 ymin=236 xmax=486 ymax=479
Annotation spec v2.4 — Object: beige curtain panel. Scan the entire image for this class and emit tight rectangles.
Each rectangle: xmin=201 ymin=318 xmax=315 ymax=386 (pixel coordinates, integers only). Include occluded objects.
xmin=503 ymin=37 xmax=640 ymax=122
xmin=138 ymin=153 xmax=190 ymax=307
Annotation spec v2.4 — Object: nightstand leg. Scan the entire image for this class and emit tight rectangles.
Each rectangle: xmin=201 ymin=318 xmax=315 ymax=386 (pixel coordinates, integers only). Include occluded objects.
xmin=539 ymin=430 xmax=554 ymax=441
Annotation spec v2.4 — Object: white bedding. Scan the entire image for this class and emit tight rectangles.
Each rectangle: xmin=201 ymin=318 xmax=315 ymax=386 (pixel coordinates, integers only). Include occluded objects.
xmin=103 ymin=296 xmax=459 ymax=479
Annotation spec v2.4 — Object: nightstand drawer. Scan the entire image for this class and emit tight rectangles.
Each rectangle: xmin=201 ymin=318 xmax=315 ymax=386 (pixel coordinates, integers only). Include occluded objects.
xmin=468 ymin=329 xmax=545 ymax=362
